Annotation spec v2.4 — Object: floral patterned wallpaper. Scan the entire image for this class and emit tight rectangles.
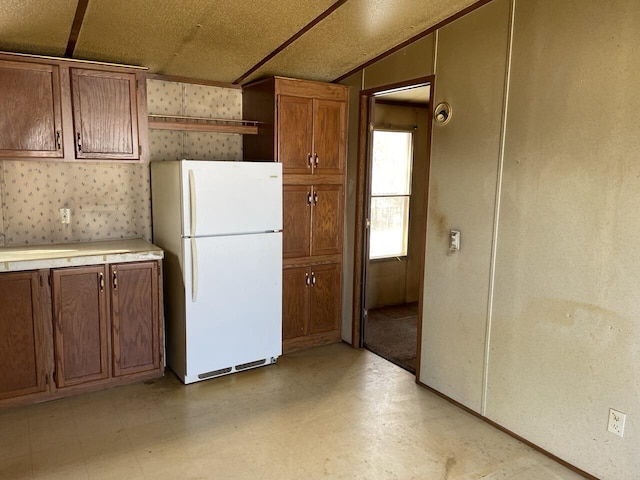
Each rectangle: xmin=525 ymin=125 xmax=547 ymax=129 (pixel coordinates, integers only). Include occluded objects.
xmin=147 ymin=80 xmax=243 ymax=161
xmin=0 ymin=161 xmax=151 ymax=245
xmin=0 ymin=79 xmax=243 ymax=246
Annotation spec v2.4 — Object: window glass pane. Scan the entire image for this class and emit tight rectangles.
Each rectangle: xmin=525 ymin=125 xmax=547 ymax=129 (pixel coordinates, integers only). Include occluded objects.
xmin=371 ymin=130 xmax=413 ymax=196
xmin=369 ymin=196 xmax=409 ymax=259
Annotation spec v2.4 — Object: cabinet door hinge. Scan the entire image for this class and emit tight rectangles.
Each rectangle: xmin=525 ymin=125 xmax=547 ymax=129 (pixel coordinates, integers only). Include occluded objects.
xmin=139 ymin=145 xmax=142 ymax=156
xmin=363 ymin=308 xmax=368 ymax=318
xmin=48 ymin=273 xmax=51 ymax=286
xmin=39 ymin=275 xmax=43 ymax=287
xmin=45 ymin=373 xmax=49 ymax=385
xmin=52 ymin=370 xmax=57 ymax=384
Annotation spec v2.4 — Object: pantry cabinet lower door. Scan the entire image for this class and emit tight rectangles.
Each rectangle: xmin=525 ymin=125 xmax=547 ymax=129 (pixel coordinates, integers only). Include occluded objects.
xmin=52 ymin=266 xmax=109 ymax=387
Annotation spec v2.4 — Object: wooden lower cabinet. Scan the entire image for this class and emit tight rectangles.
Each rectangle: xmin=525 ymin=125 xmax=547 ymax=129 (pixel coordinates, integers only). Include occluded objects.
xmin=110 ymin=262 xmax=160 ymax=376
xmin=282 ymin=263 xmax=342 ymax=353
xmin=52 ymin=265 xmax=109 ymax=388
xmin=0 ymin=260 xmax=163 ymax=408
xmin=0 ymin=271 xmax=49 ymax=401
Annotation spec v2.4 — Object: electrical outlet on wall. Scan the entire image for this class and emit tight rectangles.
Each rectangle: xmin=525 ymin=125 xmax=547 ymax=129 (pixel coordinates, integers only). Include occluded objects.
xmin=59 ymin=208 xmax=71 ymax=225
xmin=608 ymin=408 xmax=626 ymax=437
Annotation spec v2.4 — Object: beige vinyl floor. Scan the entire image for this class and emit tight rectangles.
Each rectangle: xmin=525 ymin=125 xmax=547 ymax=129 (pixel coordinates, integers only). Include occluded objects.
xmin=0 ymin=343 xmax=585 ymax=480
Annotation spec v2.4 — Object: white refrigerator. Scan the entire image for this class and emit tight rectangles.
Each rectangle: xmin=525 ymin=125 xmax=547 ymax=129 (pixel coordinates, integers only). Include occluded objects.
xmin=151 ymin=160 xmax=282 ymax=384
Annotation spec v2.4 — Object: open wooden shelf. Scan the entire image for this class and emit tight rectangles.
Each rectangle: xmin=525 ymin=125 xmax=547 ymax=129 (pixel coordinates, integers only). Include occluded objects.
xmin=148 ymin=115 xmax=259 ymax=134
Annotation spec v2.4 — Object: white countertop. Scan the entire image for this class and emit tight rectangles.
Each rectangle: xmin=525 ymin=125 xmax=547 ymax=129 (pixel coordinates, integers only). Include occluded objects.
xmin=0 ymin=239 xmax=164 ymax=272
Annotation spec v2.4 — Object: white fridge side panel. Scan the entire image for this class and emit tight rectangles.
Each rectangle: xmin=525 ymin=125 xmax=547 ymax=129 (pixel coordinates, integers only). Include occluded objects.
xmin=182 ymin=233 xmax=282 ymax=378
xmin=181 ymin=160 xmax=283 ymax=236
xmin=150 ymin=161 xmax=187 ymax=379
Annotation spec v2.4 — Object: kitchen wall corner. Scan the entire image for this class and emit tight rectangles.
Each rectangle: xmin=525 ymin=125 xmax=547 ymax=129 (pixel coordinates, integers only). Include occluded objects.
xmin=147 ymin=79 xmax=243 ymax=162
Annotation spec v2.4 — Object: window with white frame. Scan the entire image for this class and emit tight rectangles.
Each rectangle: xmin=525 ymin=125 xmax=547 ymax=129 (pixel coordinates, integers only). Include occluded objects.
xmin=368 ymin=129 xmax=413 ymax=260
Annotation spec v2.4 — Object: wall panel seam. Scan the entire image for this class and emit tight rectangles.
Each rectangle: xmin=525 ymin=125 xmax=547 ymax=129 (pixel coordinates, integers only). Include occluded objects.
xmin=481 ymin=0 xmax=516 ymax=416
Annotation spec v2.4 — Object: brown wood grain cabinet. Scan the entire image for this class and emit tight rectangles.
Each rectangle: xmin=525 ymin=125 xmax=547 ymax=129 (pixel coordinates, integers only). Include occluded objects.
xmin=244 ymin=77 xmax=347 ymax=353
xmin=0 ymin=60 xmax=63 ymax=158
xmin=0 ymin=259 xmax=163 ymax=408
xmin=52 ymin=265 xmax=110 ymax=388
xmin=282 ymin=263 xmax=342 ymax=347
xmin=110 ymin=262 xmax=160 ymax=376
xmin=283 ymin=184 xmax=343 ymax=259
xmin=0 ymin=271 xmax=49 ymax=401
xmin=71 ymin=69 xmax=140 ymax=160
xmin=0 ymin=52 xmax=147 ymax=162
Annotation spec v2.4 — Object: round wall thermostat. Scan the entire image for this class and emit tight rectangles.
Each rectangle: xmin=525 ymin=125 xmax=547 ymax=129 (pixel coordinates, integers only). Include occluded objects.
xmin=434 ymin=102 xmax=452 ymax=125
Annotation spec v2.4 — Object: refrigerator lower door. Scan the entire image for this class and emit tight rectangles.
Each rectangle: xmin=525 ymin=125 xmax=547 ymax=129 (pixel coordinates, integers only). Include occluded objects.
xmin=182 ymin=232 xmax=282 ymax=382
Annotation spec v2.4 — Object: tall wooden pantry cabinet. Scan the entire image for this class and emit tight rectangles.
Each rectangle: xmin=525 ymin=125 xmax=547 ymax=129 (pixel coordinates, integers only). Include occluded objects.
xmin=243 ymin=77 xmax=348 ymax=353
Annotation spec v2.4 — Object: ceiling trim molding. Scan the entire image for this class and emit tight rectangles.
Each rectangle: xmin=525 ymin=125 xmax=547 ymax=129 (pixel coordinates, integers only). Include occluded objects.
xmin=146 ymin=73 xmax=241 ymax=89
xmin=332 ymin=0 xmax=494 ymax=83
xmin=233 ymin=0 xmax=350 ymax=84
xmin=64 ymin=0 xmax=90 ymax=57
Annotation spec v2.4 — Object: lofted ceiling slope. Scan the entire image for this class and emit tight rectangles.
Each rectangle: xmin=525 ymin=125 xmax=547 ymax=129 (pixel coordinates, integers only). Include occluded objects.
xmin=0 ymin=0 xmax=483 ymax=84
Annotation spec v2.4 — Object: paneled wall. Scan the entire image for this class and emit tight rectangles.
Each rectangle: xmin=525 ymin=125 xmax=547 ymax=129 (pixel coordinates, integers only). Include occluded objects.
xmin=341 ymin=0 xmax=640 ymax=478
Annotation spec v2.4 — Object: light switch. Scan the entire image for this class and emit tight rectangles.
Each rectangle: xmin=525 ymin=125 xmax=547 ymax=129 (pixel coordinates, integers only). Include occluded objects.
xmin=449 ymin=230 xmax=461 ymax=251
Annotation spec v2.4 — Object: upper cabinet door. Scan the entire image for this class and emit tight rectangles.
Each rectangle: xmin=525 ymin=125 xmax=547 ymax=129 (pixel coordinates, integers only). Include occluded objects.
xmin=0 ymin=60 xmax=63 ymax=158
xmin=312 ymin=99 xmax=345 ymax=175
xmin=71 ymin=69 xmax=139 ymax=160
xmin=278 ymin=95 xmax=313 ymax=174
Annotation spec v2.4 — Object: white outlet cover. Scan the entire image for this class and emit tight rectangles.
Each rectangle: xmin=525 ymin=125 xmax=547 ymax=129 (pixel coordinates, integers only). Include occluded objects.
xmin=608 ymin=408 xmax=626 ymax=437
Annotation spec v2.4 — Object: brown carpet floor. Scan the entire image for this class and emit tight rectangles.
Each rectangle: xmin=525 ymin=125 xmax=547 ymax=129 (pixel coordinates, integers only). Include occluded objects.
xmin=364 ymin=302 xmax=418 ymax=374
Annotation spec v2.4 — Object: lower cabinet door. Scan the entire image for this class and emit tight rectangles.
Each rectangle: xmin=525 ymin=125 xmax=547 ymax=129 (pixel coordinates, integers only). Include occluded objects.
xmin=282 ymin=266 xmax=310 ymax=339
xmin=110 ymin=262 xmax=160 ymax=376
xmin=0 ymin=271 xmax=48 ymax=400
xmin=52 ymin=266 xmax=109 ymax=387
xmin=309 ymin=263 xmax=341 ymax=335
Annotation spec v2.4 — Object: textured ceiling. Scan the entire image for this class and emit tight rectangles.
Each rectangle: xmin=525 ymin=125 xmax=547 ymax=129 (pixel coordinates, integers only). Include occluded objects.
xmin=0 ymin=0 xmax=482 ymax=84
xmin=0 ymin=0 xmax=77 ymax=57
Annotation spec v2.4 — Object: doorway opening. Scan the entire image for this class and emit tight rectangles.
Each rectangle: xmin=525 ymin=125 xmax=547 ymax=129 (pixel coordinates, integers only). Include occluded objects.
xmin=352 ymin=78 xmax=433 ymax=377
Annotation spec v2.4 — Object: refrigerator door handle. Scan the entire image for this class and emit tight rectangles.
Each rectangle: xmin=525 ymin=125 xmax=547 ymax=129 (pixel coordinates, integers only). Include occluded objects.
xmin=191 ymin=238 xmax=198 ymax=302
xmin=189 ymin=169 xmax=197 ymax=237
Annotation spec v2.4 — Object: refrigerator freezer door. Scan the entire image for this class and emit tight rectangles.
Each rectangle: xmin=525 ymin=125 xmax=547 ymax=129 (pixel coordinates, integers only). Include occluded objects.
xmin=182 ymin=233 xmax=282 ymax=378
xmin=181 ymin=160 xmax=283 ymax=237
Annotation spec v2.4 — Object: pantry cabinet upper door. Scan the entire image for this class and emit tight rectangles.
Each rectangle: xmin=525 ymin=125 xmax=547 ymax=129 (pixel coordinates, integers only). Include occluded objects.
xmin=0 ymin=60 xmax=63 ymax=158
xmin=312 ymin=99 xmax=345 ymax=175
xmin=278 ymin=95 xmax=313 ymax=174
xmin=71 ymin=69 xmax=139 ymax=160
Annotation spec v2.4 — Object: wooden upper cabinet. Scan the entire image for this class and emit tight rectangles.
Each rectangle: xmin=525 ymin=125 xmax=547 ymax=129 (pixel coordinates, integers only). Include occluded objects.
xmin=0 ymin=271 xmax=48 ymax=400
xmin=0 ymin=60 xmax=63 ymax=158
xmin=309 ymin=263 xmax=341 ymax=335
xmin=278 ymin=95 xmax=313 ymax=173
xmin=52 ymin=265 xmax=109 ymax=388
xmin=70 ymin=68 xmax=139 ymax=160
xmin=110 ymin=262 xmax=160 ymax=376
xmin=311 ymin=184 xmax=343 ymax=256
xmin=312 ymin=99 xmax=345 ymax=175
